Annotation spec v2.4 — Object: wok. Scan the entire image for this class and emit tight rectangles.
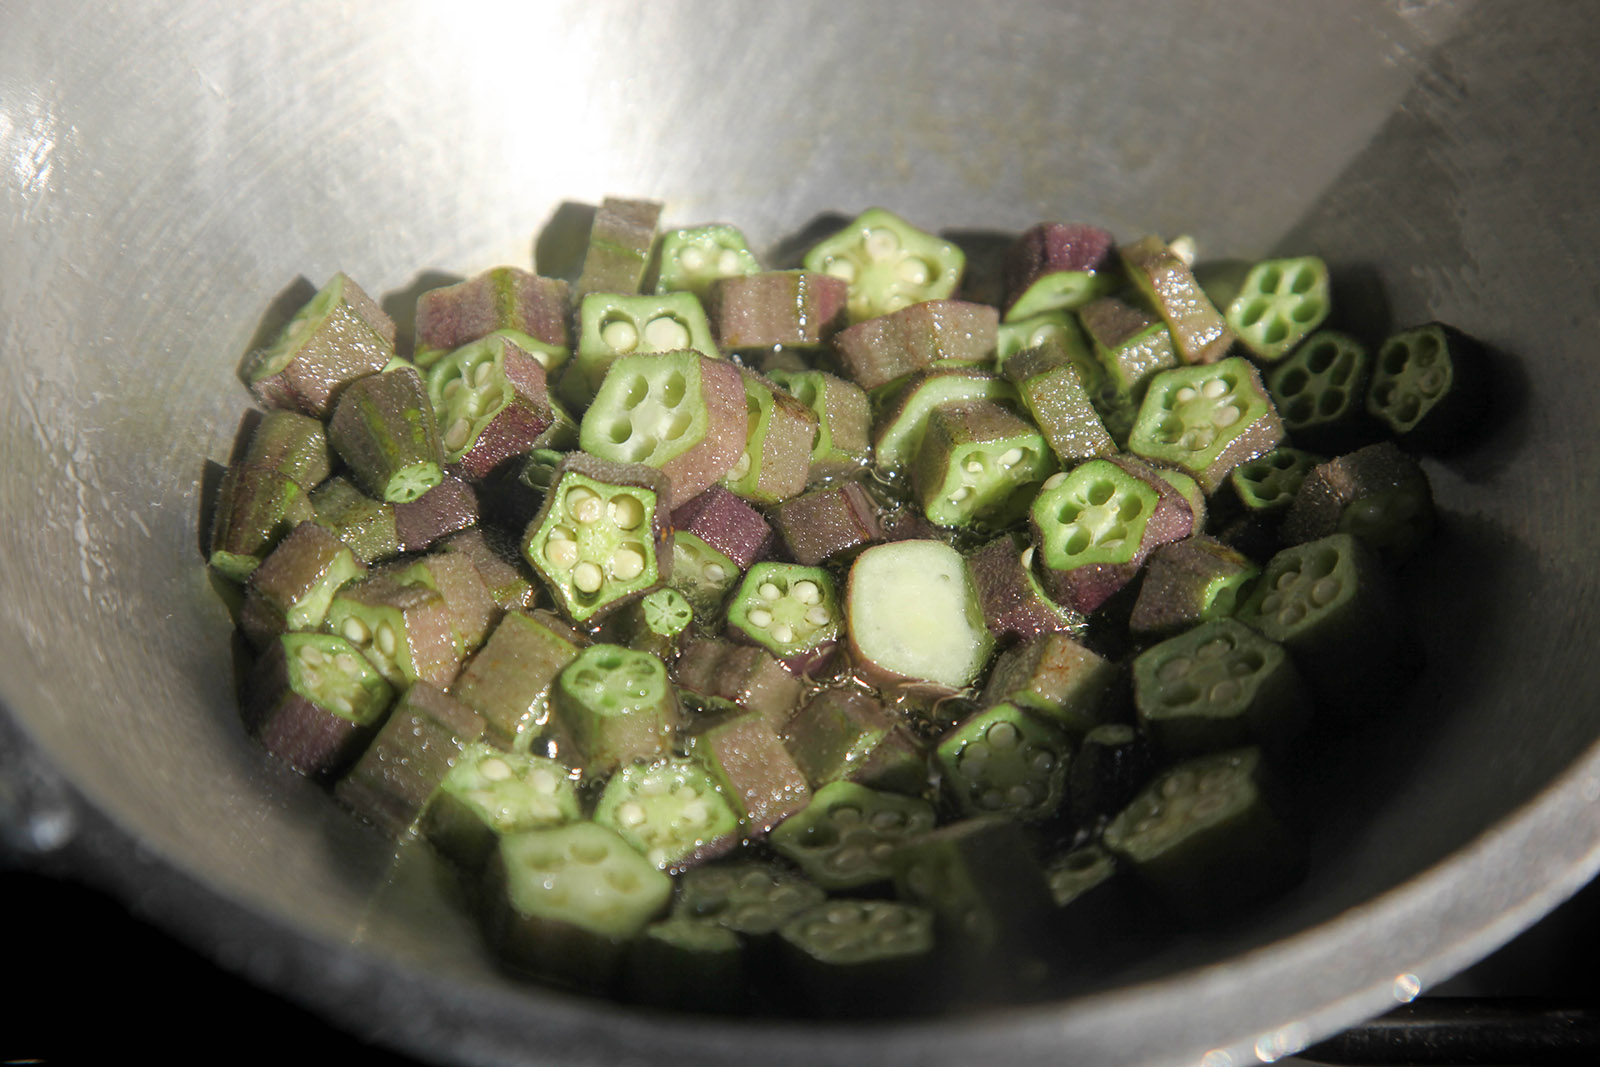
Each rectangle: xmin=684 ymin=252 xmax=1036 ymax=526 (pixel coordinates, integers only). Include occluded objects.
xmin=3 ymin=1 xmax=1599 ymax=1063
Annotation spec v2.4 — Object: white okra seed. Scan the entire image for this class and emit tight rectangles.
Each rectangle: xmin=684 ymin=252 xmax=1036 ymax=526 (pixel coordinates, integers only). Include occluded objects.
xmin=341 ymin=617 xmax=371 ymax=644
xmin=375 ymin=623 xmax=398 ymax=658
xmin=758 ymin=582 xmax=782 ymax=601
xmin=573 ymin=562 xmax=604 ymax=593
xmin=792 ymin=580 xmax=821 ymax=604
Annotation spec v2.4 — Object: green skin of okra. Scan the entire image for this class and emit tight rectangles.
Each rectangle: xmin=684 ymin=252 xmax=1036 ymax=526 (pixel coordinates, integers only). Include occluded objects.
xmin=450 ymin=610 xmax=582 ymax=747
xmin=552 ymin=644 xmax=681 ymax=775
xmin=768 ymin=781 xmax=936 ymax=890
xmin=239 ymin=520 xmax=367 ymax=649
xmin=831 ymin=299 xmax=998 ymax=390
xmin=770 ymin=481 xmax=884 ymax=567
xmin=776 ymin=900 xmax=941 ymax=1018
xmin=707 ymin=270 xmax=849 ymax=350
xmin=1002 ymin=345 xmax=1118 ymax=466
xmin=440 ymin=528 xmax=540 ymax=613
xmin=979 ymin=632 xmax=1118 ymax=734
xmin=326 ymin=365 xmax=446 ymax=504
xmin=766 ymin=369 xmax=872 ymax=482
xmin=423 ymin=744 xmax=582 ymax=871
xmin=1075 ymin=297 xmax=1178 ymax=442
xmin=966 ymin=533 xmax=1087 ymax=645
xmin=936 ymin=703 xmax=1073 ymax=823
xmin=310 ymin=477 xmax=399 ymax=565
xmin=782 ymin=687 xmax=928 ymax=795
xmin=209 ymin=463 xmax=317 ymax=583
xmin=872 ymin=369 xmax=1020 ymax=475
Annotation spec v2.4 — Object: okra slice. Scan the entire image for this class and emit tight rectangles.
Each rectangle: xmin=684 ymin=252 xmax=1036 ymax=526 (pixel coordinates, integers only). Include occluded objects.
xmin=566 ymin=291 xmax=721 ymax=408
xmin=243 ymin=272 xmax=396 ymax=417
xmin=689 ymin=710 xmax=811 ymax=837
xmin=673 ymin=637 xmax=804 ymax=730
xmin=1043 ymin=843 xmax=1146 ymax=975
xmin=721 ymin=370 xmax=818 ymax=505
xmin=448 ymin=610 xmax=581 ymax=746
xmin=521 ymin=453 xmax=671 ymax=624
xmin=208 ymin=463 xmax=317 ymax=582
xmin=243 ymin=632 xmax=394 ymax=781
xmin=782 ymin=688 xmax=928 ymax=795
xmin=238 ymin=409 xmax=332 ymax=489
xmin=872 ymin=369 xmax=1019 ymax=474
xmin=1366 ymin=322 xmax=1489 ymax=451
xmin=1153 ymin=466 xmax=1209 ymax=532
xmin=1119 ymin=236 xmax=1236 ymax=365
xmin=672 ymin=484 xmax=775 ymax=570
xmin=770 ymin=782 xmax=935 ymax=890
xmin=707 ymin=270 xmax=848 ymax=350
xmin=1265 ymin=330 xmax=1374 ymax=453
xmin=552 ymin=644 xmax=679 ymax=775
xmin=846 ymin=540 xmax=995 ymax=695
xmin=1133 ymin=619 xmax=1308 ymax=754
xmin=325 ymin=575 xmax=460 ymax=689
xmin=1103 ymin=746 xmax=1303 ymax=918
xmin=624 ymin=917 xmax=745 ymax=1013
xmin=335 ymin=682 xmax=486 ymax=837
xmin=327 ymin=365 xmax=446 ymax=503
xmin=1046 ymin=842 xmax=1118 ymax=908
xmin=440 ymin=528 xmax=540 ymax=613
xmin=831 ymin=299 xmax=998 ymax=390
xmin=770 ymin=481 xmax=884 ymax=566
xmin=391 ymin=478 xmax=475 ymax=556
xmin=766 ymin=369 xmax=872 ymax=481
xmin=1002 ymin=222 xmax=1118 ymax=320
xmin=967 ymin=534 xmax=1087 ymax=644
xmin=423 ymin=744 xmax=580 ymax=871
xmin=1224 ymin=257 xmax=1332 ymax=362
xmin=667 ymin=533 xmax=742 ymax=620
xmin=598 ymin=587 xmax=695 ymax=663
xmin=1129 ymin=536 xmax=1260 ymax=639
xmin=239 ymin=521 xmax=367 ymax=648
xmin=776 ymin=900 xmax=939 ymax=1017
xmin=1284 ymin=441 xmax=1435 ymax=563
xmin=1065 ymin=723 xmax=1157 ymax=828
xmin=574 ymin=195 xmax=663 ymax=300
xmin=578 ymin=350 xmax=748 ymax=508
xmin=379 ymin=552 xmax=498 ymax=657
xmin=310 ymin=476 xmax=399 ymax=565
xmin=996 ymin=308 xmax=1094 ymax=370
xmin=979 ymin=632 xmax=1117 ymax=734
xmin=654 ymin=223 xmax=762 ymax=300
xmin=1002 ymin=344 xmax=1118 ymax=466
xmin=479 ymin=821 xmax=673 ymax=991
xmin=802 ymin=207 xmax=965 ymax=323
xmin=674 ymin=861 xmax=826 ymax=941
xmin=593 ymin=758 xmax=740 ymax=872
xmin=413 ymin=267 xmax=570 ymax=369
xmin=1128 ymin=356 xmax=1285 ymax=492
xmin=1229 ymin=446 xmax=1324 ymax=517
xmin=912 ymin=400 xmax=1054 ymax=529
xmin=936 ymin=703 xmax=1072 ymax=822
xmin=424 ymin=333 xmax=553 ymax=479
xmin=726 ymin=563 xmax=843 ymax=673
xmin=1076 ymin=297 xmax=1178 ymax=441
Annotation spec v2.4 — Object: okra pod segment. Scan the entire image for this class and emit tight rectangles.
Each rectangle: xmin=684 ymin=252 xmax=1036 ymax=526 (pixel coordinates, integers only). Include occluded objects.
xmin=1128 ymin=535 xmax=1260 ymax=639
xmin=1064 ymin=723 xmax=1157 ymax=829
xmin=423 ymin=743 xmax=580 ymax=871
xmin=425 ymin=333 xmax=553 ymax=479
xmin=1001 ymin=344 xmax=1118 ymax=466
xmin=1075 ymin=297 xmax=1178 ymax=442
xmin=1228 ymin=447 xmax=1324 ymax=517
xmin=687 ymin=710 xmax=811 ymax=838
xmin=776 ymin=900 xmax=940 ymax=1017
xmin=413 ymin=267 xmax=570 ymax=369
xmin=1265 ymin=330 xmax=1375 ymax=453
xmin=552 ymin=644 xmax=680 ymax=775
xmin=802 ymin=207 xmax=966 ymax=323
xmin=378 ymin=551 xmax=499 ymax=657
xmin=831 ymin=299 xmax=998 ymax=390
xmin=672 ymin=485 xmax=774 ymax=571
xmin=667 ymin=532 xmax=742 ymax=621
xmin=871 ymin=368 xmax=1019 ymax=475
xmin=597 ymin=587 xmax=695 ymax=663
xmin=574 ymin=195 xmax=664 ymax=301
xmin=721 ymin=370 xmax=818 ymax=505
xmin=239 ymin=520 xmax=367 ymax=648
xmin=966 ymin=533 xmax=1087 ymax=645
xmin=1002 ymin=222 xmax=1118 ymax=320
xmin=911 ymin=400 xmax=1054 ymax=529
xmin=979 ymin=631 xmax=1118 ymax=734
xmin=1119 ymin=236 xmax=1236 ymax=365
xmin=310 ymin=476 xmax=399 ymax=565
xmin=208 ymin=463 xmax=318 ymax=583
xmin=237 ymin=409 xmax=333 ymax=489
xmin=706 ymin=270 xmax=848 ymax=350
xmin=936 ymin=703 xmax=1073 ymax=823
xmin=726 ymin=562 xmax=843 ymax=674
xmin=770 ymin=781 xmax=936 ymax=890
xmin=623 ymin=918 xmax=745 ymax=1013
xmin=1283 ymin=441 xmax=1435 ymax=564
xmin=243 ymin=632 xmax=395 ymax=781
xmin=393 ymin=475 xmax=479 ymax=556
xmin=1127 ymin=356 xmax=1284 ymax=493
xmin=335 ymin=681 xmax=485 ymax=837
xmin=327 ymin=365 xmax=446 ymax=504
xmin=440 ymin=528 xmax=541 ymax=613
xmin=769 ymin=481 xmax=884 ymax=567
xmin=782 ymin=687 xmax=928 ymax=795
xmin=1366 ymin=322 xmax=1490 ymax=452
xmin=846 ymin=540 xmax=995 ymax=696
xmin=325 ymin=575 xmax=461 ymax=690
xmin=673 ymin=860 xmax=826 ymax=942
xmin=1224 ymin=257 xmax=1332 ymax=362
xmin=765 ymin=369 xmax=872 ymax=482
xmin=243 ymin=272 xmax=396 ymax=417
xmin=653 ymin=223 xmax=762 ymax=300
xmin=449 ymin=610 xmax=582 ymax=747
xmin=672 ymin=637 xmax=804 ymax=730
xmin=566 ymin=291 xmax=721 ymax=409
xmin=593 ymin=757 xmax=741 ymax=872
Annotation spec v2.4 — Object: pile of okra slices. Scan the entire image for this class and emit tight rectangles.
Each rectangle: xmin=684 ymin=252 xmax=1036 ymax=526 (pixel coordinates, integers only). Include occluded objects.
xmin=210 ymin=198 xmax=1484 ymax=1014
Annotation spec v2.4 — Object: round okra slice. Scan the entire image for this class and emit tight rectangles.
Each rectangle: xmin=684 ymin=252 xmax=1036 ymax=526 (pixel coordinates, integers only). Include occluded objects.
xmin=1228 ymin=447 xmax=1324 ymax=516
xmin=422 ymin=743 xmax=580 ymax=871
xmin=776 ymin=900 xmax=939 ymax=1017
xmin=667 ymin=532 xmax=741 ymax=619
xmin=1132 ymin=619 xmax=1308 ymax=754
xmin=1224 ymin=257 xmax=1332 ymax=361
xmin=425 ymin=333 xmax=553 ymax=479
xmin=1265 ymin=330 xmax=1373 ymax=452
xmin=480 ymin=821 xmax=674 ymax=991
xmin=674 ymin=861 xmax=827 ymax=940
xmin=598 ymin=586 xmax=695 ymax=662
xmin=766 ymin=369 xmax=871 ymax=481
xmin=768 ymin=781 xmax=936 ymax=890
xmin=552 ymin=644 xmax=679 ymax=775
xmin=726 ymin=563 xmax=842 ymax=672
xmin=243 ymin=272 xmax=395 ymax=417
xmin=912 ymin=401 xmax=1054 ymax=529
xmin=327 ymin=365 xmax=446 ymax=504
xmin=594 ymin=758 xmax=741 ymax=872
xmin=1128 ymin=357 xmax=1285 ymax=493
xmin=566 ymin=291 xmax=721 ymax=408
xmin=872 ymin=369 xmax=1019 ymax=475
xmin=1365 ymin=322 xmax=1489 ymax=451
xmin=936 ymin=703 xmax=1072 ymax=822
xmin=846 ymin=540 xmax=995 ymax=695
xmin=243 ymin=632 xmax=394 ymax=781
xmin=1284 ymin=441 xmax=1435 ymax=563
xmin=654 ymin=224 xmax=762 ymax=300
xmin=802 ymin=207 xmax=965 ymax=323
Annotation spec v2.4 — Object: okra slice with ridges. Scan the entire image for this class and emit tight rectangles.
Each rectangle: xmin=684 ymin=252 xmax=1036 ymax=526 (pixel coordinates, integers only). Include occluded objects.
xmin=565 ymin=291 xmax=721 ymax=409
xmin=979 ymin=631 xmax=1117 ymax=734
xmin=425 ymin=333 xmax=553 ymax=479
xmin=327 ymin=365 xmax=446 ymax=504
xmin=766 ymin=369 xmax=872 ymax=482
xmin=208 ymin=463 xmax=317 ymax=583
xmin=1002 ymin=344 xmax=1118 ymax=466
xmin=238 ymin=409 xmax=333 ymax=489
xmin=243 ymin=632 xmax=395 ymax=781
xmin=673 ymin=861 xmax=827 ymax=942
xmin=871 ymin=369 xmax=1019 ymax=475
xmin=324 ymin=575 xmax=460 ymax=689
xmin=726 ymin=563 xmax=843 ymax=674
xmin=378 ymin=552 xmax=499 ymax=658
xmin=1128 ymin=356 xmax=1285 ymax=493
xmin=552 ymin=644 xmax=680 ymax=775
xmin=911 ymin=400 xmax=1054 ymax=529
xmin=1064 ymin=723 xmax=1158 ymax=829
xmin=1366 ymin=322 xmax=1490 ymax=452
xmin=667 ymin=533 xmax=742 ymax=621
xmin=423 ymin=743 xmax=581 ymax=871
xmin=1284 ymin=441 xmax=1435 ymax=563
xmin=310 ymin=476 xmax=398 ymax=565
xmin=243 ymin=272 xmax=396 ymax=417
xmin=393 ymin=474 xmax=479 ymax=554
xmin=776 ymin=900 xmax=940 ymax=1017
xmin=594 ymin=758 xmax=741 ymax=872
xmin=623 ymin=917 xmax=746 ymax=1012
xmin=574 ymin=196 xmax=663 ymax=302
xmin=721 ymin=370 xmax=818 ymax=505
xmin=1229 ymin=447 xmax=1324 ymax=517
xmin=598 ymin=587 xmax=695 ymax=663
xmin=1265 ymin=330 xmax=1374 ymax=453
xmin=1120 ymin=236 xmax=1236 ymax=365
xmin=1129 ymin=535 xmax=1260 ymax=639
xmin=1002 ymin=221 xmax=1118 ymax=320
xmin=479 ymin=821 xmax=674 ymax=992
xmin=335 ymin=681 xmax=485 ymax=837
xmin=672 ymin=485 xmax=774 ymax=570
xmin=966 ymin=533 xmax=1088 ymax=645
xmin=707 ymin=270 xmax=848 ymax=350
xmin=846 ymin=540 xmax=995 ymax=696
xmin=802 ymin=207 xmax=965 ymax=323
xmin=1225 ymin=257 xmax=1332 ymax=362
xmin=414 ymin=267 xmax=570 ymax=368
xmin=1075 ymin=297 xmax=1178 ymax=442
xmin=654 ymin=223 xmax=762 ymax=300
xmin=783 ymin=688 xmax=928 ymax=795
xmin=770 ymin=782 xmax=936 ymax=890
xmin=770 ymin=481 xmax=884 ymax=567
xmin=688 ymin=709 xmax=810 ymax=837
xmin=831 ymin=299 xmax=998 ymax=390
xmin=440 ymin=528 xmax=540 ymax=613
xmin=239 ymin=521 xmax=367 ymax=648
xmin=1042 ymin=842 xmax=1149 ymax=976
xmin=450 ymin=610 xmax=582 ymax=747
xmin=936 ymin=703 xmax=1072 ymax=822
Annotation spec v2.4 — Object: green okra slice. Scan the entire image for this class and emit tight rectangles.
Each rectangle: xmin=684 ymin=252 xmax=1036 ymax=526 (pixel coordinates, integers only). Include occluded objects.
xmin=624 ymin=917 xmax=746 ymax=1013
xmin=1366 ymin=322 xmax=1489 ymax=451
xmin=846 ymin=540 xmax=995 ymax=695
xmin=1129 ymin=535 xmax=1260 ymax=639
xmin=521 ymin=453 xmax=672 ymax=624
xmin=425 ymin=333 xmax=553 ymax=479
xmin=597 ymin=586 xmax=695 ymax=663
xmin=1103 ymin=746 xmax=1303 ymax=918
xmin=911 ymin=400 xmax=1054 ymax=529
xmin=1229 ymin=447 xmax=1324 ymax=517
xmin=721 ymin=370 xmax=818 ymax=505
xmin=776 ymin=900 xmax=939 ymax=1017
xmin=243 ymin=632 xmax=394 ymax=781
xmin=335 ymin=682 xmax=486 ymax=837
xmin=674 ymin=861 xmax=827 ymax=942
xmin=1042 ymin=843 xmax=1147 ymax=975
xmin=1133 ymin=619 xmax=1308 ymax=754
xmin=673 ymin=639 xmax=805 ymax=729
xmin=871 ymin=369 xmax=1019 ymax=474
xmin=423 ymin=744 xmax=580 ymax=871
xmin=237 ymin=409 xmax=332 ymax=489
xmin=769 ymin=481 xmax=883 ymax=567
xmin=574 ymin=196 xmax=664 ymax=301
xmin=667 ymin=532 xmax=742 ymax=620
xmin=310 ymin=476 xmax=399 ymax=565
xmin=707 ymin=270 xmax=849 ymax=350
xmin=1283 ymin=441 xmax=1435 ymax=563
xmin=378 ymin=552 xmax=498 ymax=657
xmin=325 ymin=575 xmax=460 ymax=689
xmin=449 ymin=610 xmax=582 ymax=746
xmin=1075 ymin=297 xmax=1178 ymax=442
xmin=208 ymin=463 xmax=317 ymax=583
xmin=413 ymin=266 xmax=570 ymax=370
xmin=1265 ymin=330 xmax=1374 ymax=453
xmin=1002 ymin=222 xmax=1119 ymax=320
xmin=239 ymin=521 xmax=367 ymax=648
xmin=979 ymin=631 xmax=1117 ymax=734
xmin=726 ymin=562 xmax=842 ymax=674
xmin=593 ymin=758 xmax=741 ymax=872
xmin=1128 ymin=356 xmax=1285 ymax=493
xmin=1225 ymin=257 xmax=1332 ymax=362
xmin=578 ymin=349 xmax=749 ymax=508
xmin=1064 ymin=723 xmax=1158 ymax=828
xmin=327 ymin=365 xmax=446 ymax=504
xmin=653 ymin=223 xmax=762 ymax=300
xmin=967 ymin=533 xmax=1087 ymax=645
xmin=802 ymin=207 xmax=965 ymax=323
xmin=1001 ymin=344 xmax=1118 ymax=466
xmin=782 ymin=688 xmax=927 ymax=795
xmin=688 ymin=709 xmax=811 ymax=837
xmin=936 ymin=703 xmax=1072 ymax=822
xmin=769 ymin=781 xmax=936 ymax=890
xmin=766 ymin=369 xmax=872 ymax=482
xmin=1120 ymin=236 xmax=1236 ymax=365
xmin=440 ymin=528 xmax=540 ymax=613
xmin=243 ymin=272 xmax=396 ymax=417
xmin=996 ymin=308 xmax=1094 ymax=370
xmin=565 ymin=291 xmax=721 ymax=409
xmin=1046 ymin=841 xmax=1119 ymax=908
xmin=831 ymin=299 xmax=998 ymax=389
xmin=552 ymin=644 xmax=680 ymax=775
xmin=479 ymin=821 xmax=674 ymax=991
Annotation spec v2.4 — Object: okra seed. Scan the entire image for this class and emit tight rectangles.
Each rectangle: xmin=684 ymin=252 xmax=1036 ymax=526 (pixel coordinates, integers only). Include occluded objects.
xmin=375 ymin=623 xmax=397 ymax=658
xmin=1042 ymin=472 xmax=1067 ymax=491
xmin=1198 ymin=638 xmax=1231 ymax=660
xmin=950 ymin=487 xmax=972 ymax=504
xmin=897 ymin=257 xmax=931 ymax=285
xmin=529 ymin=768 xmax=558 ymax=793
xmin=824 ymin=258 xmax=856 ymax=283
xmin=999 ymin=447 xmax=1024 ymax=467
xmin=771 ymin=622 xmax=795 ymax=644
xmin=617 ymin=801 xmax=646 ymax=828
xmin=728 ymin=452 xmax=752 ymax=479
xmin=717 ymin=249 xmax=742 ymax=274
xmin=964 ymin=459 xmax=983 ymax=474
xmin=606 ymin=870 xmax=640 ymax=893
xmin=480 ymin=757 xmax=512 ymax=781
xmin=1210 ymin=680 xmax=1241 ymax=703
xmin=610 ymin=546 xmax=645 ymax=582
xmin=703 ymin=562 xmax=727 ymax=583
xmin=758 ymin=582 xmax=782 ymax=601
xmin=1311 ymin=577 xmax=1341 ymax=606
xmin=979 ymin=790 xmax=1005 ymax=810
xmin=1162 ymin=775 xmax=1190 ymax=799
xmin=334 ymin=653 xmax=359 ymax=674
xmin=546 ymin=539 xmax=579 ymax=569
xmin=298 ymin=645 xmax=326 ymax=666
xmin=341 ymin=617 xmax=370 ymax=644
xmin=680 ymin=247 xmax=706 ymax=271
xmin=1203 ymin=377 xmax=1229 ymax=399
xmin=805 ymin=606 xmax=830 ymax=626
xmin=864 ymin=227 xmax=901 ymax=260
xmin=1176 ymin=386 xmax=1199 ymax=404
xmin=1158 ymin=657 xmax=1192 ymax=682
xmin=1278 ymin=603 xmax=1307 ymax=625
xmin=573 ymin=562 xmax=604 ymax=593
xmin=833 ymin=806 xmax=863 ymax=826
xmin=1276 ymin=571 xmax=1299 ymax=590
xmin=1031 ymin=751 xmax=1055 ymax=773
xmin=566 ymin=488 xmax=603 ymax=524
xmin=1007 ymin=785 xmax=1035 ymax=807
xmin=1191 ymin=794 xmax=1228 ymax=820
xmin=608 ymin=495 xmax=645 ymax=529
xmin=792 ymin=580 xmax=821 ymax=604
xmin=748 ymin=607 xmax=773 ymax=628
xmin=570 ymin=839 xmax=610 ymax=865
xmin=986 ymin=721 xmax=1019 ymax=749
xmin=1213 ymin=404 xmax=1240 ymax=426
xmin=601 ymin=318 xmax=639 ymax=353
xmin=443 ymin=378 xmax=463 ymax=399
xmin=835 ymin=845 xmax=865 ymax=869
xmin=472 ymin=361 xmax=494 ymax=388
xmin=643 ymin=314 xmax=691 ymax=350
xmin=682 ymin=799 xmax=709 ymax=825
xmin=1031 ymin=324 xmax=1065 ymax=348
xmin=443 ymin=419 xmax=471 ymax=452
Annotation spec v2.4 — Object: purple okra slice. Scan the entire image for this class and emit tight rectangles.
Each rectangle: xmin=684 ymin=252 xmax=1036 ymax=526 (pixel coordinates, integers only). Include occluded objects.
xmin=551 ymin=644 xmax=680 ymax=776
xmin=451 ymin=610 xmax=582 ymax=747
xmin=831 ymin=299 xmax=999 ymax=390
xmin=310 ymin=476 xmax=399 ymax=565
xmin=425 ymin=333 xmax=554 ymax=479
xmin=1128 ymin=356 xmax=1285 ymax=493
xmin=766 ymin=369 xmax=872 ymax=482
xmin=688 ymin=709 xmax=812 ymax=838
xmin=440 ymin=528 xmax=540 ymax=612
xmin=672 ymin=637 xmax=805 ymax=729
xmin=1129 ymin=536 xmax=1260 ymax=639
xmin=593 ymin=758 xmax=741 ymax=872
xmin=208 ymin=463 xmax=317 ymax=583
xmin=243 ymin=272 xmax=396 ymax=417
xmin=872 ymin=368 xmax=1019 ymax=475
xmin=769 ymin=782 xmax=936 ymax=891
xmin=244 ymin=632 xmax=395 ymax=782
xmin=966 ymin=533 xmax=1087 ymax=644
xmin=327 ymin=365 xmax=446 ymax=504
xmin=706 ymin=270 xmax=849 ymax=350
xmin=936 ymin=703 xmax=1073 ymax=822
xmin=393 ymin=474 xmax=479 ymax=554
xmin=1283 ymin=441 xmax=1435 ymax=563
xmin=1119 ymin=235 xmax=1236 ymax=366
xmin=769 ymin=480 xmax=884 ymax=567
xmin=653 ymin=223 xmax=763 ymax=300
xmin=845 ymin=539 xmax=995 ymax=696
xmin=1001 ymin=344 xmax=1118 ymax=466
xmin=413 ymin=267 xmax=570 ymax=370
xmin=565 ymin=290 xmax=721 ymax=409
xmin=237 ymin=409 xmax=333 ymax=489
xmin=721 ymin=370 xmax=818 ymax=505
xmin=1002 ymin=222 xmax=1119 ymax=320
xmin=1076 ymin=296 xmax=1179 ymax=442
xmin=423 ymin=743 xmax=581 ymax=872
xmin=672 ymin=485 xmax=774 ymax=571
xmin=910 ymin=400 xmax=1055 ymax=529
xmin=377 ymin=552 xmax=499 ymax=657
xmin=239 ymin=521 xmax=367 ymax=648
xmin=980 ymin=632 xmax=1118 ymax=734
xmin=802 ymin=207 xmax=966 ymax=323
xmin=324 ymin=574 xmax=461 ymax=690
xmin=574 ymin=196 xmax=664 ymax=301
xmin=782 ymin=687 xmax=927 ymax=795
xmin=726 ymin=562 xmax=843 ymax=675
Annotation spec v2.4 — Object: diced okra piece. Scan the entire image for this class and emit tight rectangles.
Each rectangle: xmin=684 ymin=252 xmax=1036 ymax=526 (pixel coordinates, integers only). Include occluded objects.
xmin=654 ymin=223 xmax=762 ymax=300
xmin=593 ymin=758 xmax=741 ymax=872
xmin=872 ymin=369 xmax=1019 ymax=475
xmin=413 ymin=267 xmax=571 ymax=369
xmin=1076 ymin=297 xmax=1179 ymax=442
xmin=667 ymin=532 xmax=742 ymax=620
xmin=707 ymin=270 xmax=849 ymax=350
xmin=239 ymin=521 xmax=367 ymax=648
xmin=1128 ymin=356 xmax=1284 ymax=493
xmin=565 ymin=291 xmax=721 ymax=408
xmin=521 ymin=453 xmax=672 ymax=624
xmin=243 ymin=632 xmax=394 ymax=781
xmin=552 ymin=644 xmax=679 ymax=775
xmin=980 ymin=632 xmax=1117 ymax=734
xmin=936 ymin=703 xmax=1072 ymax=822
xmin=766 ymin=369 xmax=872 ymax=481
xmin=310 ymin=476 xmax=399 ymax=565
xmin=423 ymin=744 xmax=581 ymax=871
xmin=966 ymin=534 xmax=1087 ymax=644
xmin=598 ymin=587 xmax=695 ymax=663
xmin=1265 ymin=330 xmax=1375 ymax=453
xmin=574 ymin=196 xmax=664 ymax=301
xmin=440 ymin=528 xmax=540 ymax=613
xmin=1229 ymin=447 xmax=1324 ymax=517
xmin=770 ymin=781 xmax=935 ymax=890
xmin=389 ymin=477 xmax=475 ymax=555
xmin=1120 ymin=236 xmax=1236 ymax=365
xmin=1064 ymin=723 xmax=1158 ymax=828
xmin=578 ymin=350 xmax=749 ymax=508
xmin=327 ymin=365 xmax=446 ymax=504
xmin=672 ymin=485 xmax=775 ymax=570
xmin=674 ymin=861 xmax=827 ymax=941
xmin=1366 ymin=322 xmax=1489 ymax=451
xmin=996 ymin=308 xmax=1093 ymax=370
xmin=208 ymin=463 xmax=317 ymax=582
xmin=673 ymin=637 xmax=804 ymax=730
xmin=912 ymin=401 xmax=1054 ymax=529
xmin=721 ymin=370 xmax=818 ymax=505
xmin=726 ymin=563 xmax=843 ymax=674
xmin=1042 ymin=843 xmax=1147 ymax=975
xmin=770 ymin=481 xmax=884 ymax=566
xmin=1001 ymin=344 xmax=1118 ymax=466
xmin=1103 ymin=746 xmax=1303 ymax=918
xmin=425 ymin=333 xmax=553 ymax=479
xmin=782 ymin=688 xmax=928 ymax=795
xmin=624 ymin=917 xmax=745 ymax=1013
xmin=243 ymin=273 xmax=396 ymax=417
xmin=378 ymin=552 xmax=498 ymax=657
xmin=479 ymin=821 xmax=673 ymax=991
xmin=688 ymin=709 xmax=811 ymax=837
xmin=1046 ymin=842 xmax=1119 ymax=908
xmin=1129 ymin=536 xmax=1260 ymax=639
xmin=1133 ymin=619 xmax=1308 ymax=754
xmin=335 ymin=682 xmax=486 ymax=837
xmin=238 ymin=409 xmax=333 ymax=489
xmin=776 ymin=900 xmax=939 ymax=1017
xmin=802 ymin=207 xmax=965 ymax=323
xmin=1153 ymin=466 xmax=1209 ymax=531
xmin=449 ymin=610 xmax=581 ymax=747
xmin=846 ymin=540 xmax=995 ymax=695
xmin=1002 ymin=222 xmax=1118 ymax=320
xmin=1284 ymin=441 xmax=1435 ymax=563
xmin=831 ymin=299 xmax=998 ymax=389
xmin=1224 ymin=257 xmax=1332 ymax=362
xmin=325 ymin=575 xmax=460 ymax=689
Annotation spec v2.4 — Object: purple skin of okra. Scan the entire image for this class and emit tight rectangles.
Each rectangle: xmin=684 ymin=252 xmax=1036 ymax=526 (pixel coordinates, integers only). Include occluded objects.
xmin=671 ymin=486 xmax=775 ymax=570
xmin=239 ymin=521 xmax=367 ymax=648
xmin=1002 ymin=223 xmax=1116 ymax=311
xmin=967 ymin=533 xmax=1083 ymax=644
xmin=395 ymin=474 xmax=480 ymax=553
xmin=447 ymin=340 xmax=556 ymax=480
xmin=335 ymin=682 xmax=487 ymax=836
xmin=707 ymin=271 xmax=849 ymax=349
xmin=249 ymin=275 xmax=397 ymax=418
xmin=769 ymin=482 xmax=884 ymax=566
xmin=243 ymin=639 xmax=389 ymax=782
xmin=691 ymin=711 xmax=811 ymax=838
xmin=673 ymin=637 xmax=805 ymax=731
xmin=440 ymin=529 xmax=541 ymax=612
xmin=415 ymin=267 xmax=571 ymax=352
xmin=831 ymin=300 xmax=1000 ymax=390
